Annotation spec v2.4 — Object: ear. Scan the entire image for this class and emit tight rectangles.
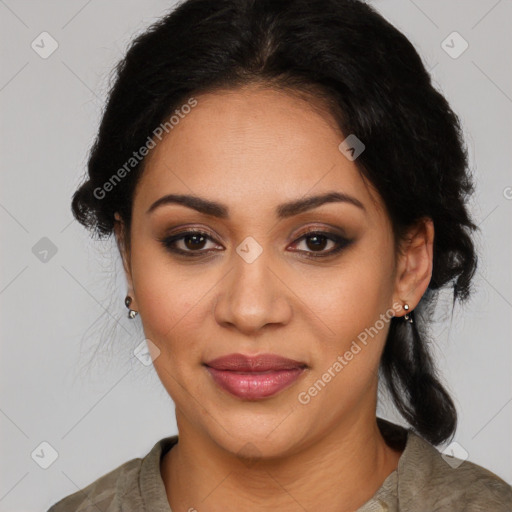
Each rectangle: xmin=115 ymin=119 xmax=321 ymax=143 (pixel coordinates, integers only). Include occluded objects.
xmin=392 ymin=217 xmax=434 ymax=317
xmin=114 ymin=212 xmax=135 ymax=295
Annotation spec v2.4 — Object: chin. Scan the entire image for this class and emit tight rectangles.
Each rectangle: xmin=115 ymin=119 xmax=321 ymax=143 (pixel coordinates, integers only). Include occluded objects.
xmin=204 ymin=409 xmax=310 ymax=462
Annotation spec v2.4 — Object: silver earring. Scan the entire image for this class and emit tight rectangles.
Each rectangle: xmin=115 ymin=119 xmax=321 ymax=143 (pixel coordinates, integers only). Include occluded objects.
xmin=403 ymin=303 xmax=414 ymax=324
xmin=125 ymin=295 xmax=138 ymax=319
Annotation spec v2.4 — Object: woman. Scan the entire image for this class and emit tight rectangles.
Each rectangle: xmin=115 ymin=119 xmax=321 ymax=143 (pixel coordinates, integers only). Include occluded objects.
xmin=48 ymin=0 xmax=512 ymax=510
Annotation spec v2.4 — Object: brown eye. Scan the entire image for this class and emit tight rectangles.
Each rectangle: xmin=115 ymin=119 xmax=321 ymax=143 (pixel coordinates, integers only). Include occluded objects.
xmin=303 ymin=233 xmax=330 ymax=252
xmin=159 ymin=229 xmax=352 ymax=259
xmin=159 ymin=230 xmax=222 ymax=256
xmin=290 ymin=231 xmax=353 ymax=258
xmin=183 ymin=233 xmax=208 ymax=250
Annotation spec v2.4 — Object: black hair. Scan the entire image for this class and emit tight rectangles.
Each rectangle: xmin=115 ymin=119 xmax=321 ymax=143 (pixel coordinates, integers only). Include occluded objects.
xmin=71 ymin=0 xmax=478 ymax=445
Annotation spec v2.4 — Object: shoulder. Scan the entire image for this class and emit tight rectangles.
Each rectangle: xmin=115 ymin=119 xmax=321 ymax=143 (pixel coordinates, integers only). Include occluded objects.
xmin=47 ymin=436 xmax=176 ymax=512
xmin=400 ymin=431 xmax=512 ymax=511
xmin=47 ymin=457 xmax=142 ymax=512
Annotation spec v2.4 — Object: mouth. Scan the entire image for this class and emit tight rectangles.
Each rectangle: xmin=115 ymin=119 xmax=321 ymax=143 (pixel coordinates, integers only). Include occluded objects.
xmin=203 ymin=353 xmax=308 ymax=400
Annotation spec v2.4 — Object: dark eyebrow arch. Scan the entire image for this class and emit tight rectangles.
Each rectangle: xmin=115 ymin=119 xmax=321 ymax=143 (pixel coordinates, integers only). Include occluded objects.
xmin=146 ymin=191 xmax=365 ymax=218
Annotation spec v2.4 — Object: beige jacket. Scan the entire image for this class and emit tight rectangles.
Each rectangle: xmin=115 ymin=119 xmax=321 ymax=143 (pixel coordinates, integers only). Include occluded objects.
xmin=48 ymin=420 xmax=512 ymax=511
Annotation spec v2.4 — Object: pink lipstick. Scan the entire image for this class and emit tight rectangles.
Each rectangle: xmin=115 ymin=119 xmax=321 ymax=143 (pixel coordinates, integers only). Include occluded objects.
xmin=204 ymin=353 xmax=307 ymax=400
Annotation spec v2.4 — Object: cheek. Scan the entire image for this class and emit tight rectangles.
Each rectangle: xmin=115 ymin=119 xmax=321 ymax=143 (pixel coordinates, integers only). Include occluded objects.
xmin=297 ymin=277 xmax=392 ymax=423
xmin=299 ymin=239 xmax=396 ymax=404
xmin=307 ymin=248 xmax=395 ymax=337
xmin=130 ymin=253 xmax=209 ymax=401
xmin=129 ymin=243 xmax=207 ymax=352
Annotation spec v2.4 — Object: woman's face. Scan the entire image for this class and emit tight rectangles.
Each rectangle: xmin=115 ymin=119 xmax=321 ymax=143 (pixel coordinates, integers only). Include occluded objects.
xmin=119 ymin=85 xmax=414 ymax=458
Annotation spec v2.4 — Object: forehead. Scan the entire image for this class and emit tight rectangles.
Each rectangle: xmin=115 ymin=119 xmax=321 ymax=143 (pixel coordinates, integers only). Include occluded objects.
xmin=134 ymin=85 xmax=384 ymax=219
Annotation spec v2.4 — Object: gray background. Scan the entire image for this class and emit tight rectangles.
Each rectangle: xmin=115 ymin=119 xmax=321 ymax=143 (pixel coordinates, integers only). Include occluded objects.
xmin=0 ymin=1 xmax=511 ymax=510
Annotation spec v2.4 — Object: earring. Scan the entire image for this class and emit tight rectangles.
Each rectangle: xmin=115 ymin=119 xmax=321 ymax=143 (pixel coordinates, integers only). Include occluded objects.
xmin=125 ymin=295 xmax=138 ymax=319
xmin=403 ymin=303 xmax=414 ymax=324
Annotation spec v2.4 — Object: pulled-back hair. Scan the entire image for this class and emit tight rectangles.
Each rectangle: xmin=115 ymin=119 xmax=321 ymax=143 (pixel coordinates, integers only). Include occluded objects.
xmin=71 ymin=0 xmax=478 ymax=445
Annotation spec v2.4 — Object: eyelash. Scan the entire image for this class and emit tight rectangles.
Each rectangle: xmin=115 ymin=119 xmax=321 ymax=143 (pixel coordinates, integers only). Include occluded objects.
xmin=158 ymin=228 xmax=353 ymax=259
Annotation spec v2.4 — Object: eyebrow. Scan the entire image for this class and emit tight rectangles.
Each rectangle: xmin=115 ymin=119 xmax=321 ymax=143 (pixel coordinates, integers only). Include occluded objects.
xmin=146 ymin=191 xmax=365 ymax=218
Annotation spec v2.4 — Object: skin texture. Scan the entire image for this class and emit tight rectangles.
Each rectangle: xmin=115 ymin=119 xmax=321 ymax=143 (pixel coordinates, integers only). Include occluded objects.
xmin=114 ymin=84 xmax=434 ymax=511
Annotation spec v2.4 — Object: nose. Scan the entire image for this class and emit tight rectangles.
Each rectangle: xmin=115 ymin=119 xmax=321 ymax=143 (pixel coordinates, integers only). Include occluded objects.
xmin=213 ymin=247 xmax=293 ymax=335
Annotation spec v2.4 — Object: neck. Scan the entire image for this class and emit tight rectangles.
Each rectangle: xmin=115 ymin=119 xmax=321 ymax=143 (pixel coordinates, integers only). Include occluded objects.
xmin=161 ymin=410 xmax=403 ymax=512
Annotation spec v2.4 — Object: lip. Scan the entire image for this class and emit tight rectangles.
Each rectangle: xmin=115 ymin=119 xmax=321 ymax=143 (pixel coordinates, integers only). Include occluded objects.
xmin=205 ymin=353 xmax=307 ymax=372
xmin=204 ymin=353 xmax=308 ymax=400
